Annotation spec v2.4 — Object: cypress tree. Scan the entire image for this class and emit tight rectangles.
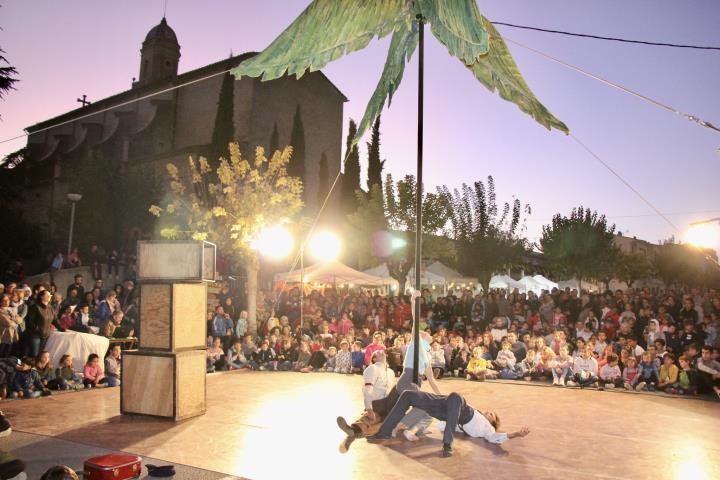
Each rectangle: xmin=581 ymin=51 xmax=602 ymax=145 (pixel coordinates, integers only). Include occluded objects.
xmin=341 ymin=119 xmax=361 ymax=214
xmin=268 ymin=122 xmax=279 ymax=156
xmin=208 ymin=71 xmax=235 ymax=168
xmin=289 ymin=105 xmax=306 ymax=189
xmin=366 ymin=116 xmax=384 ymax=192
xmin=317 ymin=152 xmax=329 ymax=207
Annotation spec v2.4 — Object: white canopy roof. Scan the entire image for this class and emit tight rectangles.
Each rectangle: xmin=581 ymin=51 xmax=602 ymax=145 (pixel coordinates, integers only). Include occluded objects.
xmin=275 ymin=260 xmax=391 ymax=287
xmin=533 ymin=274 xmax=559 ymax=290
xmin=363 ymin=264 xmax=446 ymax=290
xmin=426 ymin=261 xmax=478 ymax=286
xmin=516 ymin=276 xmax=545 ymax=295
xmin=489 ymin=274 xmax=523 ymax=291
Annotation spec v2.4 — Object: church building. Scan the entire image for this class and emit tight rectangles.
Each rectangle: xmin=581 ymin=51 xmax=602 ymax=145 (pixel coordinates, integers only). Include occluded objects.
xmin=20 ymin=17 xmax=346 ymax=237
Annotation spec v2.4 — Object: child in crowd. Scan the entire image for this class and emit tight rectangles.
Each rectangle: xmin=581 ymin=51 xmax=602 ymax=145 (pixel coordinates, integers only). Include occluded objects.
xmin=104 ymin=345 xmax=122 ymax=387
xmin=429 ymin=341 xmax=446 ymax=379
xmin=536 ymin=346 xmax=556 ymax=379
xmin=598 ymin=353 xmax=623 ymax=389
xmin=569 ymin=346 xmax=598 ymax=388
xmin=666 ymin=355 xmax=697 ymax=395
xmin=351 ymin=341 xmax=364 ymax=374
xmin=334 ymin=340 xmax=352 ymax=374
xmin=466 ymin=346 xmax=494 ymax=381
xmin=207 ymin=337 xmax=226 ymax=373
xmin=254 ymin=340 xmax=278 ymax=371
xmin=35 ymin=351 xmax=57 ymax=390
xmin=276 ymin=338 xmax=296 ymax=371
xmin=451 ymin=349 xmax=469 ymax=377
xmin=635 ymin=351 xmax=659 ymax=392
xmin=82 ymin=354 xmax=106 ymax=388
xmin=519 ymin=349 xmax=540 ymax=380
xmin=385 ymin=337 xmax=405 ymax=376
xmin=321 ymin=346 xmax=337 ymax=372
xmin=294 ymin=341 xmax=312 ymax=372
xmin=495 ymin=341 xmax=517 ymax=371
xmin=657 ymin=353 xmax=679 ymax=391
xmin=55 ymin=354 xmax=83 ymax=390
xmin=226 ymin=338 xmax=249 ymax=370
xmin=623 ymin=356 xmax=640 ymax=390
xmin=551 ymin=345 xmax=573 ymax=386
xmin=10 ymin=357 xmax=51 ymax=398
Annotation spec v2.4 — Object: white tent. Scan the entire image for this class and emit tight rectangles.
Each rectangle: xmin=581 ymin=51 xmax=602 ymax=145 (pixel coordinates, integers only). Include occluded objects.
xmin=275 ymin=260 xmax=391 ymax=287
xmin=363 ymin=264 xmax=445 ymax=292
xmin=426 ymin=261 xmax=478 ymax=287
xmin=517 ymin=276 xmax=545 ymax=295
xmin=533 ymin=274 xmax=559 ymax=291
xmin=489 ymin=274 xmax=523 ymax=291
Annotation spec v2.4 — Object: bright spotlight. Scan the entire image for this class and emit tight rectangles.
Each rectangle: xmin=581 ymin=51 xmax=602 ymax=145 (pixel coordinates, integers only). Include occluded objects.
xmin=309 ymin=231 xmax=341 ymax=261
xmin=253 ymin=225 xmax=293 ymax=259
xmin=391 ymin=236 xmax=407 ymax=250
xmin=686 ymin=223 xmax=720 ymax=249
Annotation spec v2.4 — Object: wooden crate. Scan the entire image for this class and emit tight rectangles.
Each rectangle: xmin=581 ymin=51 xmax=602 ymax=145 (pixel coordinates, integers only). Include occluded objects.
xmin=137 ymin=240 xmax=216 ymax=282
xmin=139 ymin=283 xmax=207 ymax=351
xmin=121 ymin=350 xmax=206 ymax=420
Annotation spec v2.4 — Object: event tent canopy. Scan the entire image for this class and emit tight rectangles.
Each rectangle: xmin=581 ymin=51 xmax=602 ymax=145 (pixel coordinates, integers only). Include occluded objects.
xmin=426 ymin=261 xmax=478 ymax=286
xmin=489 ymin=274 xmax=523 ymax=291
xmin=275 ymin=260 xmax=391 ymax=287
xmin=533 ymin=275 xmax=559 ymax=291
xmin=517 ymin=276 xmax=546 ymax=295
xmin=364 ymin=264 xmax=445 ymax=290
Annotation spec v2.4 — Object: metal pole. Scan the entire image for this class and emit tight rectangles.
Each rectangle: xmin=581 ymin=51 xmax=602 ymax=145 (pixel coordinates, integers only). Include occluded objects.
xmin=412 ymin=15 xmax=424 ymax=386
xmin=300 ymin=245 xmax=304 ymax=332
xmin=67 ymin=201 xmax=76 ymax=259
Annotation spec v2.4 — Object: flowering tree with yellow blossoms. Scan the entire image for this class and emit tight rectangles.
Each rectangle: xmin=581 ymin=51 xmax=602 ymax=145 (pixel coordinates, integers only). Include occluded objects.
xmin=150 ymin=143 xmax=303 ymax=332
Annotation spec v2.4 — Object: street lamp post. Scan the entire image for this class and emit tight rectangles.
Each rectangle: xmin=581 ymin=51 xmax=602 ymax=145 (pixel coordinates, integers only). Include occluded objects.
xmin=66 ymin=193 xmax=82 ymax=259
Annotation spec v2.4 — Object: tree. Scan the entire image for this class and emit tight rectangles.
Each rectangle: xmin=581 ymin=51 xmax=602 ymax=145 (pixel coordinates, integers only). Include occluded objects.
xmin=654 ymin=241 xmax=719 ymax=289
xmin=341 ymin=119 xmax=362 ymax=214
xmin=366 ymin=116 xmax=384 ymax=192
xmin=0 ymin=47 xmax=19 ymax=119
xmin=348 ymin=173 xmax=451 ymax=293
xmin=150 ymin=143 xmax=303 ymax=333
xmin=614 ymin=251 xmax=652 ymax=288
xmin=208 ymin=72 xmax=235 ymax=170
xmin=288 ymin=105 xmax=306 ymax=186
xmin=317 ymin=152 xmax=329 ymax=207
xmin=268 ymin=122 xmax=279 ymax=157
xmin=440 ymin=176 xmax=529 ymax=291
xmin=540 ymin=206 xmax=619 ymax=291
xmin=0 ymin=206 xmax=41 ymax=268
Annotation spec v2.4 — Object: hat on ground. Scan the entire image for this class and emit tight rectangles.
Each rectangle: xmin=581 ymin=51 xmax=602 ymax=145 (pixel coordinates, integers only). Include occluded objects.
xmin=146 ymin=464 xmax=176 ymax=477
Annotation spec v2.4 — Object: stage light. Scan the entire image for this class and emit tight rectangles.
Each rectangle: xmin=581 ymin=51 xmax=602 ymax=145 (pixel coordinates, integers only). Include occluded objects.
xmin=253 ymin=225 xmax=293 ymax=259
xmin=391 ymin=236 xmax=407 ymax=250
xmin=309 ymin=231 xmax=341 ymax=261
xmin=686 ymin=223 xmax=719 ymax=249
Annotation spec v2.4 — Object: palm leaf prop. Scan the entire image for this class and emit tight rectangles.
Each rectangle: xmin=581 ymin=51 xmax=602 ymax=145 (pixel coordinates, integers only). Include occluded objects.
xmin=231 ymin=0 xmax=568 ymax=142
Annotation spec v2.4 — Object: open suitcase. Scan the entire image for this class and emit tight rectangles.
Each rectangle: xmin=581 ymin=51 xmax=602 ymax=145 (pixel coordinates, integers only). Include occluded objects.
xmin=84 ymin=453 xmax=142 ymax=480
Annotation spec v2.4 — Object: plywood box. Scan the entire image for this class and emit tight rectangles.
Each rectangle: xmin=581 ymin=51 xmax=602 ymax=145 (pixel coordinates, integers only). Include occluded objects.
xmin=137 ymin=240 xmax=216 ymax=282
xmin=139 ymin=283 xmax=207 ymax=351
xmin=121 ymin=350 xmax=206 ymax=421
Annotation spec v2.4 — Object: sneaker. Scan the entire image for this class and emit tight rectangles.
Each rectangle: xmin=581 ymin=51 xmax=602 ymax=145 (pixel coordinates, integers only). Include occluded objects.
xmin=336 ymin=417 xmax=355 ymax=437
xmin=635 ymin=382 xmax=646 ymax=391
xmin=442 ymin=443 xmax=453 ymax=458
xmin=258 ymin=366 xmax=266 ymax=371
xmin=605 ymin=383 xmax=614 ymax=389
xmin=552 ymin=378 xmax=558 ymax=386
xmin=597 ymin=385 xmax=604 ymax=391
xmin=623 ymin=382 xmax=632 ymax=391
xmin=670 ymin=388 xmax=678 ymax=395
xmin=466 ymin=374 xmax=472 ymax=380
xmin=524 ymin=376 xmax=532 ymax=382
xmin=559 ymin=378 xmax=565 ymax=386
xmin=403 ymin=430 xmax=420 ymax=442
xmin=566 ymin=380 xmax=577 ymax=387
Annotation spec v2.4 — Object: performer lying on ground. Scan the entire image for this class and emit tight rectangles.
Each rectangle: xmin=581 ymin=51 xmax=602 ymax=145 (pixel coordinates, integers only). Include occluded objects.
xmin=336 ymin=331 xmax=442 ymax=453
xmin=367 ymin=390 xmax=531 ymax=457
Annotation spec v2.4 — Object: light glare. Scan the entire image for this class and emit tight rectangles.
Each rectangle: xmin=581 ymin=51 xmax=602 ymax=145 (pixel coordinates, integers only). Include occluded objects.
xmin=309 ymin=231 xmax=341 ymax=261
xmin=686 ymin=223 xmax=719 ymax=249
xmin=254 ymin=225 xmax=293 ymax=259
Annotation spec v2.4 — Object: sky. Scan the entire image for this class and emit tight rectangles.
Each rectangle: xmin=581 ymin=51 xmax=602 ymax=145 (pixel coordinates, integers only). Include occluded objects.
xmin=1 ymin=1 xmax=719 ymax=253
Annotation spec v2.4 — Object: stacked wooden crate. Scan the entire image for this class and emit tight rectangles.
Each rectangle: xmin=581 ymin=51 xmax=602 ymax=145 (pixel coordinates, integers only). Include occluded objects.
xmin=121 ymin=241 xmax=216 ymax=421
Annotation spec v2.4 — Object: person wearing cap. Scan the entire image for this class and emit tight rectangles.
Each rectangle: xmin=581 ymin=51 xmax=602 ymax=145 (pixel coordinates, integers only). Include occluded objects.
xmin=367 ymin=389 xmax=530 ymax=457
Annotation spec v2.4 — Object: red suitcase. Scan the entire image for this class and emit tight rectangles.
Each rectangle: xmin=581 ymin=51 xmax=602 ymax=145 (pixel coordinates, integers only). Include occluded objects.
xmin=84 ymin=453 xmax=142 ymax=480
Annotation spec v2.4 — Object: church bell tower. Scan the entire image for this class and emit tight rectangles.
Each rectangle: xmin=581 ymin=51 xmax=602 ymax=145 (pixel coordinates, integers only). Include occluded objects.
xmin=135 ymin=17 xmax=180 ymax=87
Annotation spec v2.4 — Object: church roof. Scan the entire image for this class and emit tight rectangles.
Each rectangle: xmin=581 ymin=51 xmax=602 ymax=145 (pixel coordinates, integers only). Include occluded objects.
xmin=144 ymin=17 xmax=178 ymax=45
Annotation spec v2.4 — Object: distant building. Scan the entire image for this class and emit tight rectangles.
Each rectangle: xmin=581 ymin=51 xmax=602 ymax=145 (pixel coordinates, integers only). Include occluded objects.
xmin=19 ymin=17 xmax=346 ymax=236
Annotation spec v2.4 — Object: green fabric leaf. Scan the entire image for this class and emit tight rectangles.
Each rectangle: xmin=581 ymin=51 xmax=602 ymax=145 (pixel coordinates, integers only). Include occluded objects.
xmin=355 ymin=21 xmax=418 ymax=144
xmin=466 ymin=17 xmax=569 ymax=133
xmin=416 ymin=0 xmax=489 ymax=64
xmin=231 ymin=0 xmax=410 ymax=81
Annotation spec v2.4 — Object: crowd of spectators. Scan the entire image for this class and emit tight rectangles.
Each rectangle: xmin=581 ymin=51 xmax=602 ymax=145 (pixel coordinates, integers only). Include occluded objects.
xmin=208 ymin=285 xmax=720 ymax=400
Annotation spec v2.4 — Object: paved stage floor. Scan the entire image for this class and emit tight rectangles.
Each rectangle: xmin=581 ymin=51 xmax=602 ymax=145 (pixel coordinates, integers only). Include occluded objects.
xmin=1 ymin=371 xmax=718 ymax=480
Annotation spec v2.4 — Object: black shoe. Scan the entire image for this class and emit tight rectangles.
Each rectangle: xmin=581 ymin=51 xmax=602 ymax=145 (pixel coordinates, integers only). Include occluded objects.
xmin=146 ymin=464 xmax=176 ymax=477
xmin=442 ymin=443 xmax=453 ymax=457
xmin=336 ymin=416 xmax=355 ymax=437
xmin=366 ymin=433 xmax=391 ymax=443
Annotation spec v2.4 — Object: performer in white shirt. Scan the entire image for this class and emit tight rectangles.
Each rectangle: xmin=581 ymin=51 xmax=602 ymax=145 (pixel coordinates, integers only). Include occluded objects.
xmin=367 ymin=390 xmax=530 ymax=457
xmin=336 ymin=350 xmax=396 ymax=453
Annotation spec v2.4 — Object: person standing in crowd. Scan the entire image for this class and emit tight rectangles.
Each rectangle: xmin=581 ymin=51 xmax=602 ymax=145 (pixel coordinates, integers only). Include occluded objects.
xmin=23 ymin=290 xmax=54 ymax=358
xmin=210 ymin=306 xmax=234 ymax=349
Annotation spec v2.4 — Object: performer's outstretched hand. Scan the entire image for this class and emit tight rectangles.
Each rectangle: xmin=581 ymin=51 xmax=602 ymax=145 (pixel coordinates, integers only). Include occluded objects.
xmin=509 ymin=426 xmax=530 ymax=439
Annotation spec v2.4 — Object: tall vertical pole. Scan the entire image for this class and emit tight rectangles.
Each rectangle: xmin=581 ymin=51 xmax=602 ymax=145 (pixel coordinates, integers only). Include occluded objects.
xmin=300 ymin=245 xmax=304 ymax=332
xmin=412 ymin=15 xmax=425 ymax=386
xmin=67 ymin=201 xmax=77 ymax=259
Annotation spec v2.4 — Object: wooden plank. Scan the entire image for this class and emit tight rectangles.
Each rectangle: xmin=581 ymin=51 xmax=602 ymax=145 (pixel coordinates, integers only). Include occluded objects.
xmin=121 ymin=353 xmax=173 ymax=417
xmin=175 ymin=350 xmax=207 ymax=420
xmin=172 ymin=283 xmax=207 ymax=350
xmin=139 ymin=284 xmax=171 ymax=350
xmin=137 ymin=241 xmax=216 ymax=282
